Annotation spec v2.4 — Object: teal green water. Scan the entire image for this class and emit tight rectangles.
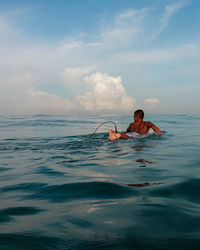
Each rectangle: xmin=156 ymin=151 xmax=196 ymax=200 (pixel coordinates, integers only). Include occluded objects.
xmin=0 ymin=114 xmax=200 ymax=249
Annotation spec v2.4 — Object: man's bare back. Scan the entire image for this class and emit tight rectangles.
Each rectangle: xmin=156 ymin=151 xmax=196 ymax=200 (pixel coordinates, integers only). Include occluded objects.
xmin=126 ymin=121 xmax=162 ymax=135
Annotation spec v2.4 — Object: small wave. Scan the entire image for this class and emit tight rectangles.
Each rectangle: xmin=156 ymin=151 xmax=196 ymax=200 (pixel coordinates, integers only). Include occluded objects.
xmin=0 ymin=116 xmax=97 ymax=128
xmin=0 ymin=167 xmax=12 ymax=173
xmin=0 ymin=133 xmax=107 ymax=152
xmin=36 ymin=166 xmax=65 ymax=177
xmin=0 ymin=233 xmax=64 ymax=249
xmin=0 ymin=206 xmax=44 ymax=223
xmin=149 ymin=178 xmax=200 ymax=203
xmin=0 ymin=181 xmax=138 ymax=202
xmin=0 ymin=182 xmax=48 ymax=193
xmin=6 ymin=181 xmax=137 ymax=203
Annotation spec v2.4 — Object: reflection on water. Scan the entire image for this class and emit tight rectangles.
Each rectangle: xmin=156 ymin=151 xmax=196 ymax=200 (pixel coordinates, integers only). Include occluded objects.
xmin=132 ymin=144 xmax=150 ymax=151
xmin=106 ymin=179 xmax=165 ymax=188
xmin=103 ymin=159 xmax=132 ymax=166
xmin=136 ymin=158 xmax=156 ymax=168
xmin=135 ymin=159 xmax=155 ymax=164
xmin=127 ymin=182 xmax=165 ymax=187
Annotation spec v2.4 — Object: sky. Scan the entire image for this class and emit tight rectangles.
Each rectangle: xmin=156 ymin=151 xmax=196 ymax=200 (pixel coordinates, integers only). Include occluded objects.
xmin=0 ymin=0 xmax=200 ymax=115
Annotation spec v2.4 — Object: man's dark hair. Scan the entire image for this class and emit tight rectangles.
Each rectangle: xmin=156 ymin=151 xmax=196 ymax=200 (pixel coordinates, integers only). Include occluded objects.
xmin=134 ymin=109 xmax=144 ymax=119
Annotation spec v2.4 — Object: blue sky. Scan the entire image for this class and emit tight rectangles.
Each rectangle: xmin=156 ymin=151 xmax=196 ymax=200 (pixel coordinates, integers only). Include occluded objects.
xmin=0 ymin=0 xmax=200 ymax=114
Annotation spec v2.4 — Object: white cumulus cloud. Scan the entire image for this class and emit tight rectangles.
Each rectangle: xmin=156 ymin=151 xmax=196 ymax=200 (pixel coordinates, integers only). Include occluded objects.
xmin=61 ymin=66 xmax=95 ymax=85
xmin=0 ymin=69 xmax=136 ymax=114
xmin=76 ymin=72 xmax=136 ymax=113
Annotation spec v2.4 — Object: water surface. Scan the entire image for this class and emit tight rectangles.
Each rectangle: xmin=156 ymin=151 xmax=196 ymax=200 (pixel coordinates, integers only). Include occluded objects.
xmin=0 ymin=114 xmax=200 ymax=249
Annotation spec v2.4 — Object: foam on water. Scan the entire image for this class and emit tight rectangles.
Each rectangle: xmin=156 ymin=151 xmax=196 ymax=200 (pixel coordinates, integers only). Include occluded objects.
xmin=0 ymin=114 xmax=200 ymax=249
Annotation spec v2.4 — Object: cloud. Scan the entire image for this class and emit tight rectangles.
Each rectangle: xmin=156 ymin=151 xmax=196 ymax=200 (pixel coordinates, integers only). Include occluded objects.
xmin=0 ymin=16 xmax=21 ymax=47
xmin=0 ymin=72 xmax=76 ymax=114
xmin=0 ymin=2 xmax=197 ymax=115
xmin=163 ymin=1 xmax=188 ymax=26
xmin=76 ymin=72 xmax=136 ymax=113
xmin=153 ymin=1 xmax=188 ymax=37
xmin=61 ymin=66 xmax=95 ymax=85
xmin=111 ymin=44 xmax=199 ymax=64
xmin=0 ymin=69 xmax=136 ymax=114
xmin=59 ymin=41 xmax=102 ymax=51
xmin=0 ymin=14 xmax=138 ymax=114
xmin=98 ymin=2 xmax=187 ymax=49
xmin=57 ymin=9 xmax=147 ymax=52
xmin=144 ymin=98 xmax=159 ymax=110
xmin=100 ymin=8 xmax=147 ymax=49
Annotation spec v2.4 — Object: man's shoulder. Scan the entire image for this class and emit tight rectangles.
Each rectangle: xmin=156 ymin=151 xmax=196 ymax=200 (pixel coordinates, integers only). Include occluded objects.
xmin=144 ymin=121 xmax=153 ymax=127
xmin=130 ymin=122 xmax=136 ymax=127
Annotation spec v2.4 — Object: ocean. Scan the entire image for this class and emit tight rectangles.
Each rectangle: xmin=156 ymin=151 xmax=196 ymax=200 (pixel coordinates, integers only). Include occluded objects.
xmin=0 ymin=114 xmax=200 ymax=249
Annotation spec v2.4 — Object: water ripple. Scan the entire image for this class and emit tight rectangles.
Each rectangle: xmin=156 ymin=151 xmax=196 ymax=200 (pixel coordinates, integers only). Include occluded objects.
xmin=0 ymin=207 xmax=44 ymax=223
xmin=1 ymin=114 xmax=200 ymax=249
xmin=27 ymin=181 xmax=137 ymax=202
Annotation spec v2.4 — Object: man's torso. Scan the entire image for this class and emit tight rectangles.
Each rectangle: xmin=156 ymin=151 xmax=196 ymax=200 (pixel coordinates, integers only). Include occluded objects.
xmin=127 ymin=121 xmax=152 ymax=134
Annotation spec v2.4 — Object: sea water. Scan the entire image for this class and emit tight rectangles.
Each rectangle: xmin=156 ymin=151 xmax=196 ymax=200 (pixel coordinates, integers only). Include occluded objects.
xmin=0 ymin=114 xmax=200 ymax=249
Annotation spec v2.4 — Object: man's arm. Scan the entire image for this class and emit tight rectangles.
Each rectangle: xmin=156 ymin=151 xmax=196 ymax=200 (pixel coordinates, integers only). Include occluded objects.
xmin=147 ymin=122 xmax=163 ymax=135
xmin=119 ymin=132 xmax=130 ymax=139
xmin=126 ymin=123 xmax=132 ymax=132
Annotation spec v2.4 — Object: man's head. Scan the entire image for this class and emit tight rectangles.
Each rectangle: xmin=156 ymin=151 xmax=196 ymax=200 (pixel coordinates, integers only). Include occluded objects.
xmin=134 ymin=109 xmax=144 ymax=121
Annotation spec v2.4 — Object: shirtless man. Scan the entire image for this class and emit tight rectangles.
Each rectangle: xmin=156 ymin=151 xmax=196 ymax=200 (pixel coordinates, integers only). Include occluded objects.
xmin=108 ymin=109 xmax=163 ymax=141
